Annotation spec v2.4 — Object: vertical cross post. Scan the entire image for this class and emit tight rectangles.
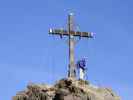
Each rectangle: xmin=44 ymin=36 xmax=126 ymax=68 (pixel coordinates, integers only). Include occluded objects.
xmin=68 ymin=13 xmax=76 ymax=78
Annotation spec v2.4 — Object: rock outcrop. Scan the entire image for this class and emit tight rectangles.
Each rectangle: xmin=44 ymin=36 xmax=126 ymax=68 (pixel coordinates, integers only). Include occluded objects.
xmin=12 ymin=78 xmax=120 ymax=100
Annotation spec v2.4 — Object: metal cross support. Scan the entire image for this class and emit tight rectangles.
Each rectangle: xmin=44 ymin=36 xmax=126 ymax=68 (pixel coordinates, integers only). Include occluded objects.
xmin=49 ymin=13 xmax=94 ymax=79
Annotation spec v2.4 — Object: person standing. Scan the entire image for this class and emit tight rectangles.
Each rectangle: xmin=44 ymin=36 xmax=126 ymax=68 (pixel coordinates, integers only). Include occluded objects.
xmin=77 ymin=59 xmax=86 ymax=80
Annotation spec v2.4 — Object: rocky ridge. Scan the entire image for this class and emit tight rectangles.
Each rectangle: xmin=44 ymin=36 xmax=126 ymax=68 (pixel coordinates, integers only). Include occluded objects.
xmin=12 ymin=78 xmax=120 ymax=100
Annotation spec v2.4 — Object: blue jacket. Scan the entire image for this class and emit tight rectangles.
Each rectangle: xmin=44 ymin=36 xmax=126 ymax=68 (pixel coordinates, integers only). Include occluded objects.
xmin=77 ymin=59 xmax=86 ymax=70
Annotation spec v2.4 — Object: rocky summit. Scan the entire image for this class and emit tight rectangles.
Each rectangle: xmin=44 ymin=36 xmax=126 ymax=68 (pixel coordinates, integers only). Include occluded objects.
xmin=12 ymin=78 xmax=120 ymax=100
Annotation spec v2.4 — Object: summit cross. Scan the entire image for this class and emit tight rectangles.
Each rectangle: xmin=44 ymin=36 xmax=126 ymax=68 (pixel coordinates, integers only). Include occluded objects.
xmin=49 ymin=13 xmax=94 ymax=79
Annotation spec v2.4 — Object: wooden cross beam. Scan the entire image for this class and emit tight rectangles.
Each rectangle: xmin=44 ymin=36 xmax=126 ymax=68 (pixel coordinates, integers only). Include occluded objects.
xmin=49 ymin=29 xmax=93 ymax=38
xmin=49 ymin=13 xmax=94 ymax=79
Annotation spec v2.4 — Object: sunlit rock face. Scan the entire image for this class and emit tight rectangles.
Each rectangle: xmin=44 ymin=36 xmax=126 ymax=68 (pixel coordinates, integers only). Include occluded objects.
xmin=12 ymin=78 xmax=120 ymax=100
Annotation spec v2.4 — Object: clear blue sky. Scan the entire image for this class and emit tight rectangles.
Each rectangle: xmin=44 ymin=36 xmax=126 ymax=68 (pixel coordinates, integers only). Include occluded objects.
xmin=0 ymin=0 xmax=132 ymax=100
